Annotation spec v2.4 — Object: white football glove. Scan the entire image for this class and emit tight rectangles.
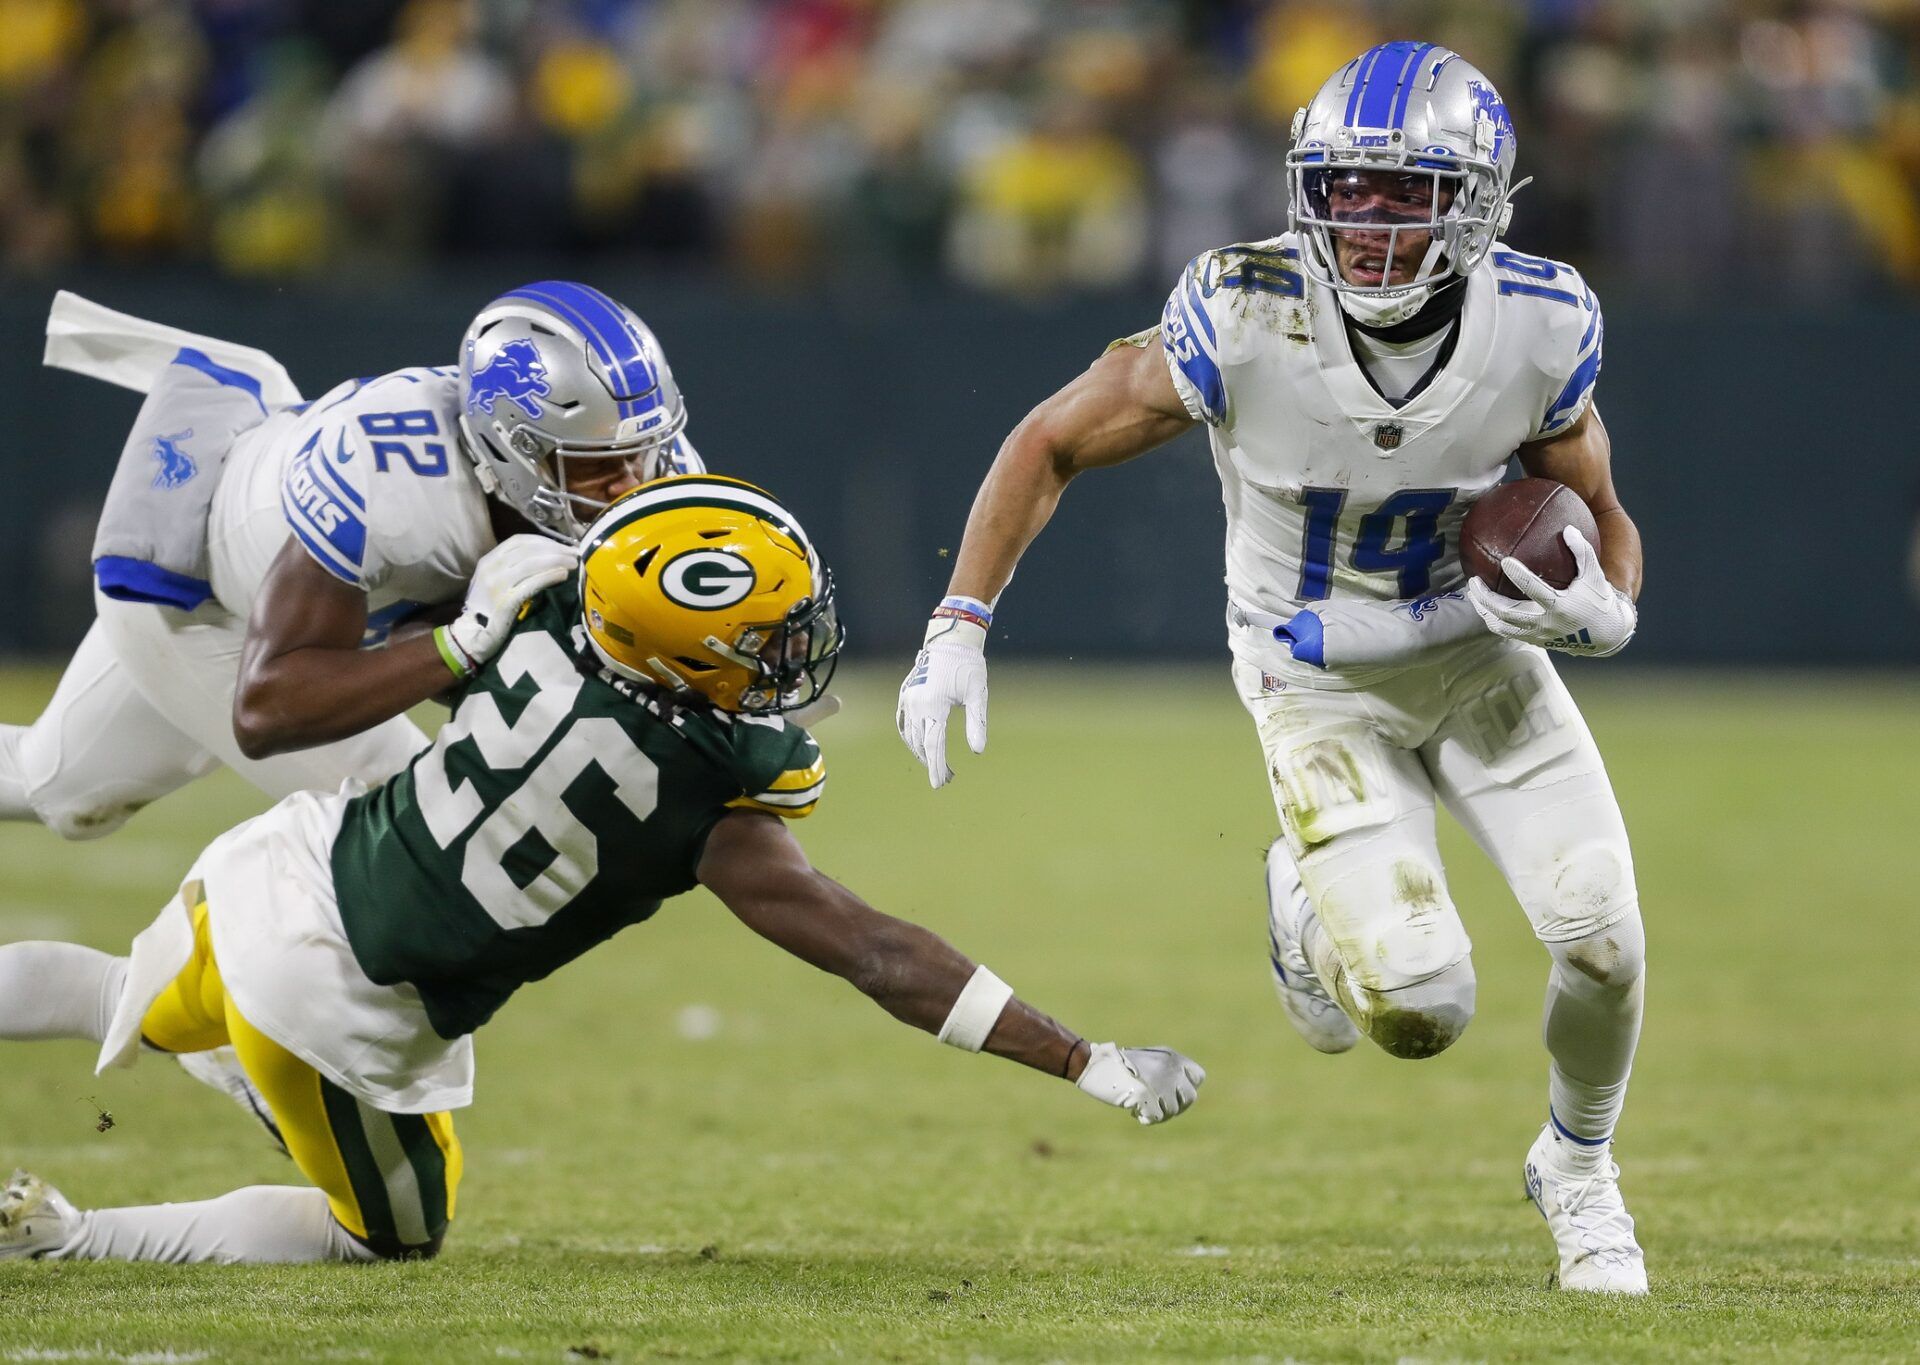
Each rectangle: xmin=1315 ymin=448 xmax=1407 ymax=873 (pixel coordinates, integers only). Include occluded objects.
xmin=1075 ymin=1042 xmax=1206 ymax=1126
xmin=1465 ymin=526 xmax=1636 ymax=657
xmin=439 ymin=534 xmax=578 ymax=676
xmin=897 ymin=603 xmax=990 ymax=789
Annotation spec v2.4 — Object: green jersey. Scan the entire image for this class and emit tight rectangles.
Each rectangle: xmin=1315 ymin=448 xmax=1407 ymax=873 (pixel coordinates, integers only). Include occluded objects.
xmin=330 ymin=583 xmax=825 ymax=1040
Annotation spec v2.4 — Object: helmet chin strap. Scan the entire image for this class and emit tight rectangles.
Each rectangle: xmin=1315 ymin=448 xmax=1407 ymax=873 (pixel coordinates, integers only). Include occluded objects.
xmin=1337 ymin=284 xmax=1435 ymax=328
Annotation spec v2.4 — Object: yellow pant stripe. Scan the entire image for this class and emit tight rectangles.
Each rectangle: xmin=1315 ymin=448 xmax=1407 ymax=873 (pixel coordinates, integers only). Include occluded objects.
xmin=139 ymin=899 xmax=462 ymax=1252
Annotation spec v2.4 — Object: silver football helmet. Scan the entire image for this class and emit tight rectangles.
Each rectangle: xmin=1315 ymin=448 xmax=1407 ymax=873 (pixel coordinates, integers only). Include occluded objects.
xmin=1287 ymin=44 xmax=1525 ymax=324
xmin=458 ymin=281 xmax=690 ymax=540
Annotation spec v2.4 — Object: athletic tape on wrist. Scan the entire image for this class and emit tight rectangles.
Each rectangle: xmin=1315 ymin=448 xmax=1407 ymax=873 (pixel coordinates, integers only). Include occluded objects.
xmin=433 ymin=625 xmax=475 ymax=680
xmin=937 ymin=965 xmax=1014 ymax=1052
xmin=932 ymin=595 xmax=993 ymax=632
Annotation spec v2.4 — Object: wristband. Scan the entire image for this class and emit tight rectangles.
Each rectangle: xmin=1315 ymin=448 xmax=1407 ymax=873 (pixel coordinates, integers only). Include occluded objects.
xmin=932 ymin=595 xmax=993 ymax=632
xmin=937 ymin=965 xmax=1014 ymax=1052
xmin=433 ymin=625 xmax=476 ymax=680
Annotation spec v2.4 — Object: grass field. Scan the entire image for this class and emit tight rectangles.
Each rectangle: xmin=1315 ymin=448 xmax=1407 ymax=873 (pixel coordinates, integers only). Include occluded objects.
xmin=0 ymin=663 xmax=1915 ymax=1363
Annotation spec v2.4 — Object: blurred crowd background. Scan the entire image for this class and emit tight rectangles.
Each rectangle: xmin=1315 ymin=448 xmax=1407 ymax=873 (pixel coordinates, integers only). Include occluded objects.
xmin=2 ymin=0 xmax=1917 ymax=300
xmin=0 ymin=0 xmax=1914 ymax=661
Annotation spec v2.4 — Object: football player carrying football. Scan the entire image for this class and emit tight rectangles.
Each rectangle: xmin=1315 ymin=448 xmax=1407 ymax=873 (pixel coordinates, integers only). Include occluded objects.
xmin=0 ymin=476 xmax=1203 ymax=1263
xmin=897 ymin=46 xmax=1649 ymax=1292
xmin=0 ymin=282 xmax=702 ymax=841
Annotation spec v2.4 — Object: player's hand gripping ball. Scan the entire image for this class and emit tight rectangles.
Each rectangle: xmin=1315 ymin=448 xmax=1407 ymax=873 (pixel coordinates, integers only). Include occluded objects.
xmin=1460 ymin=477 xmax=1598 ymax=598
xmin=1463 ymin=480 xmax=1637 ymax=657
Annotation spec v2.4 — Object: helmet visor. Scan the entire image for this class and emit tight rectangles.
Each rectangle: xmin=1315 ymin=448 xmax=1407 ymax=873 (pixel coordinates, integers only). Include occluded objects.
xmin=1300 ymin=166 xmax=1460 ymax=291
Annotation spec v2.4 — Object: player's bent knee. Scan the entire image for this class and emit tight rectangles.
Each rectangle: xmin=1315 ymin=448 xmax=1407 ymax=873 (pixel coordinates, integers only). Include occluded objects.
xmin=1534 ymin=839 xmax=1638 ymax=945
xmin=1552 ymin=905 xmax=1646 ymax=994
xmin=1356 ymin=956 xmax=1477 ymax=1060
xmin=1315 ymin=860 xmax=1475 ymax=1059
xmin=26 ymin=788 xmax=145 ymax=841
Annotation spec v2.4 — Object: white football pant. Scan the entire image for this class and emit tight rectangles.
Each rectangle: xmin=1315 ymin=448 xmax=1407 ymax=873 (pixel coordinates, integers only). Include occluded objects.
xmin=1234 ymin=635 xmax=1645 ymax=1086
xmin=0 ymin=589 xmax=427 ymax=839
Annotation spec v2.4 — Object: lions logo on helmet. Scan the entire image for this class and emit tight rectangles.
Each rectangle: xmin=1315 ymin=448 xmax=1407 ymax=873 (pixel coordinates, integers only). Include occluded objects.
xmin=458 ymin=281 xmax=691 ymax=540
xmin=465 ymin=337 xmax=553 ymax=419
xmin=578 ymin=475 xmax=844 ymax=715
xmin=1287 ymin=43 xmax=1523 ymax=323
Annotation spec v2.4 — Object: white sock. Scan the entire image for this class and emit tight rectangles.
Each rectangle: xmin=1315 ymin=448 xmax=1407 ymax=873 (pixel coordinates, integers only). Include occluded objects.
xmin=0 ymin=941 xmax=126 ymax=1042
xmin=1542 ymin=914 xmax=1646 ymax=1152
xmin=51 ymin=1186 xmax=380 ymax=1264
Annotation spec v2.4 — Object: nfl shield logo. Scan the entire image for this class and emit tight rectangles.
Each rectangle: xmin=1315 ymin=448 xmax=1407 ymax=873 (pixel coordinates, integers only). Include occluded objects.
xmin=1372 ymin=422 xmax=1404 ymax=450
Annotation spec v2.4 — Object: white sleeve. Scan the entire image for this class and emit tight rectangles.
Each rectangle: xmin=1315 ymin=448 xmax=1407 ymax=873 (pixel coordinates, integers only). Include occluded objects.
xmin=1525 ymin=270 xmax=1604 ymax=440
xmin=280 ymin=422 xmax=378 ymax=589
xmin=277 ymin=377 xmax=474 ymax=596
xmin=1160 ymin=254 xmax=1230 ymax=427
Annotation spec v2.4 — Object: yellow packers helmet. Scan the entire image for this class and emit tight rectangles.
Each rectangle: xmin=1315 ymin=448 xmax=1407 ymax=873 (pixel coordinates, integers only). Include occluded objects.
xmin=577 ymin=474 xmax=844 ymax=714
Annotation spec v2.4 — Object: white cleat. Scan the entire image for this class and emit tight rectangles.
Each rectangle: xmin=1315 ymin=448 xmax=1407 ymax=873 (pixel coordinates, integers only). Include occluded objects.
xmin=1264 ymin=838 xmax=1359 ymax=1054
xmin=176 ymin=1046 xmax=288 ymax=1157
xmin=1524 ymin=1122 xmax=1649 ymax=1294
xmin=0 ymin=1170 xmax=76 ymax=1259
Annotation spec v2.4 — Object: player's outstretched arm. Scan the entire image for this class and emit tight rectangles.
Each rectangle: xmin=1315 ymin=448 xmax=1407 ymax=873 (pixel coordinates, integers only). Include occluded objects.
xmin=697 ymin=809 xmax=1204 ymax=1124
xmin=898 ymin=339 xmax=1194 ymax=788
xmin=946 ymin=337 xmax=1196 ymax=609
xmin=233 ymin=534 xmax=573 ymax=758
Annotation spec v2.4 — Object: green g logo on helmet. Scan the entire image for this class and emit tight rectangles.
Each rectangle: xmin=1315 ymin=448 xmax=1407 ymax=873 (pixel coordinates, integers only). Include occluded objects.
xmin=660 ymin=549 xmax=757 ymax=610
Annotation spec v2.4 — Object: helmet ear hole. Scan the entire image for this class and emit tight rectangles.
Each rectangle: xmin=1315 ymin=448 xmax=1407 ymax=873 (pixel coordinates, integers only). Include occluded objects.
xmin=674 ymin=656 xmax=716 ymax=673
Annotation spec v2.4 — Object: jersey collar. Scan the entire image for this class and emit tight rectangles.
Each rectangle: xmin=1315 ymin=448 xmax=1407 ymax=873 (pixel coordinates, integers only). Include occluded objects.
xmin=1310 ymin=259 xmax=1496 ymax=442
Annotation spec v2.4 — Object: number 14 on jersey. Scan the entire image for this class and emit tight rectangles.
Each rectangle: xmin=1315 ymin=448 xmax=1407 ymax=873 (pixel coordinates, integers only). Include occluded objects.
xmin=1298 ymin=487 xmax=1456 ymax=600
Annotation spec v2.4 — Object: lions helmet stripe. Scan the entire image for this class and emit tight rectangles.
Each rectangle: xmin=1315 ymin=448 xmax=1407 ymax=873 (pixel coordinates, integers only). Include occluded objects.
xmin=1351 ymin=41 xmax=1429 ymax=129
xmin=544 ymin=280 xmax=664 ymax=413
xmin=1387 ymin=42 xmax=1438 ymax=129
xmin=503 ymin=282 xmax=663 ymax=422
xmin=1343 ymin=46 xmax=1384 ymax=125
xmin=504 ymin=283 xmax=650 ymax=390
xmin=500 ymin=283 xmax=643 ymax=418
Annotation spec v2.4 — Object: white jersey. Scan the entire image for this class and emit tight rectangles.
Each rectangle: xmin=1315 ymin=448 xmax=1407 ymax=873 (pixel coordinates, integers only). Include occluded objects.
xmin=1160 ymin=233 xmax=1602 ymax=680
xmin=208 ymin=366 xmax=495 ymax=644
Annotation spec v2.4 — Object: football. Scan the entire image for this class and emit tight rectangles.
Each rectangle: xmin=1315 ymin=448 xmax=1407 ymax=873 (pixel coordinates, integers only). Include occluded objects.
xmin=1459 ymin=477 xmax=1599 ymax=599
